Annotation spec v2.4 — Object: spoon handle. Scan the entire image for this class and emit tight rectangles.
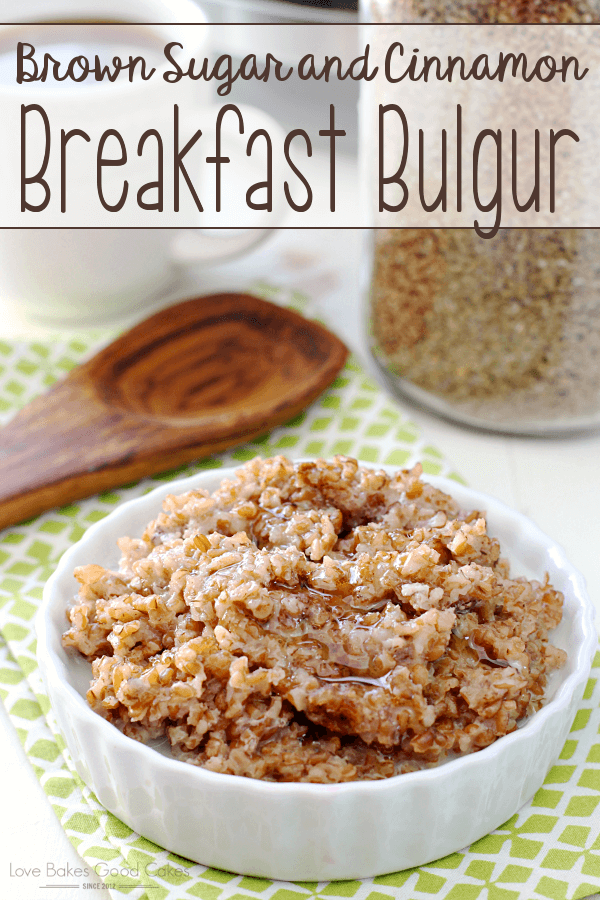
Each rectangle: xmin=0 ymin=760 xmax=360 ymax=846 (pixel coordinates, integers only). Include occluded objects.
xmin=0 ymin=377 xmax=142 ymax=529
xmin=0 ymin=376 xmax=233 ymax=530
xmin=0 ymin=368 xmax=308 ymax=530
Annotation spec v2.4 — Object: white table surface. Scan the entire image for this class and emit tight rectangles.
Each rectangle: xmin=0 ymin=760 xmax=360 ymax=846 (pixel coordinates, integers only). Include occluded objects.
xmin=1 ymin=152 xmax=599 ymax=899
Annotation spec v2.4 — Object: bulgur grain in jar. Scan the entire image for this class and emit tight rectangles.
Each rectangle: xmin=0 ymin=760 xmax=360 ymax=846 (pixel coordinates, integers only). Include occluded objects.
xmin=364 ymin=0 xmax=600 ymax=434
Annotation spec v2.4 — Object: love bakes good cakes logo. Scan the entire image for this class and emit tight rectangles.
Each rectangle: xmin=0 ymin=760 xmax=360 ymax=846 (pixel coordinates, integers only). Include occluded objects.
xmin=9 ymin=859 xmax=188 ymax=890
xmin=0 ymin=19 xmax=598 ymax=230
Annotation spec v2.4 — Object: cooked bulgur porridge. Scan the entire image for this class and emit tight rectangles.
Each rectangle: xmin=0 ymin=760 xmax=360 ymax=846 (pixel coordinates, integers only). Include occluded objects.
xmin=63 ymin=456 xmax=566 ymax=783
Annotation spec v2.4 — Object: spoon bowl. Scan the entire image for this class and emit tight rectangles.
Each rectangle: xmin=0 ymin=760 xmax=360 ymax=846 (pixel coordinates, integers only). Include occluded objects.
xmin=0 ymin=293 xmax=348 ymax=529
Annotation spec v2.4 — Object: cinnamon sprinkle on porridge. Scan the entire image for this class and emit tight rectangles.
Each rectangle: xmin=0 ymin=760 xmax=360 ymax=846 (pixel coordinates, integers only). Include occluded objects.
xmin=63 ymin=457 xmax=565 ymax=783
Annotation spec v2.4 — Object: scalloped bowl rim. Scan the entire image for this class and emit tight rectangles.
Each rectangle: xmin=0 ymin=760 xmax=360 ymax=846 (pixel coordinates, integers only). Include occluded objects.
xmin=38 ymin=462 xmax=597 ymax=801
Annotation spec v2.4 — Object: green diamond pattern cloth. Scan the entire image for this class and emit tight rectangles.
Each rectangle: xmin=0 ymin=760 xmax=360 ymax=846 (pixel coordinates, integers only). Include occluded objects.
xmin=1 ymin=285 xmax=600 ymax=900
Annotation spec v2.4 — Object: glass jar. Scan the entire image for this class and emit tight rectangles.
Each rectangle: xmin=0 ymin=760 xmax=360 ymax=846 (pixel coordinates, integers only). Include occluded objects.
xmin=363 ymin=0 xmax=600 ymax=434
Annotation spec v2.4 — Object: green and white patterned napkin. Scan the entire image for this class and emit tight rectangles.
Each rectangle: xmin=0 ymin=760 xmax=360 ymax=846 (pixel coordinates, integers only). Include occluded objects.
xmin=1 ymin=284 xmax=600 ymax=900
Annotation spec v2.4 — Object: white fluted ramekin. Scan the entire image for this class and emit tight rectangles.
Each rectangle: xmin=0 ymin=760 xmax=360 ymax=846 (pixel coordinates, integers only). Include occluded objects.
xmin=38 ymin=466 xmax=596 ymax=881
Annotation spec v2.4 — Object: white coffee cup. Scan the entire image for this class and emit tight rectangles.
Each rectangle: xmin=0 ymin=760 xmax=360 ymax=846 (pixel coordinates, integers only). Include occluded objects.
xmin=0 ymin=0 xmax=285 ymax=324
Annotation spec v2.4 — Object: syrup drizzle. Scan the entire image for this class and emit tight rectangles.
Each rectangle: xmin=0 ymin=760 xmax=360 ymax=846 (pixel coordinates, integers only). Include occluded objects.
xmin=319 ymin=673 xmax=392 ymax=689
xmin=459 ymin=633 xmax=527 ymax=675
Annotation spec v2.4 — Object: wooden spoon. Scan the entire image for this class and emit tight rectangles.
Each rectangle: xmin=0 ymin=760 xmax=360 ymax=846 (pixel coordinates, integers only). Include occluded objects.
xmin=0 ymin=293 xmax=348 ymax=530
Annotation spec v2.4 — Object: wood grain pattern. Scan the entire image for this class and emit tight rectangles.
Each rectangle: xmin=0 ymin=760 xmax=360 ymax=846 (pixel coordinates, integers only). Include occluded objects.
xmin=0 ymin=293 xmax=348 ymax=529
